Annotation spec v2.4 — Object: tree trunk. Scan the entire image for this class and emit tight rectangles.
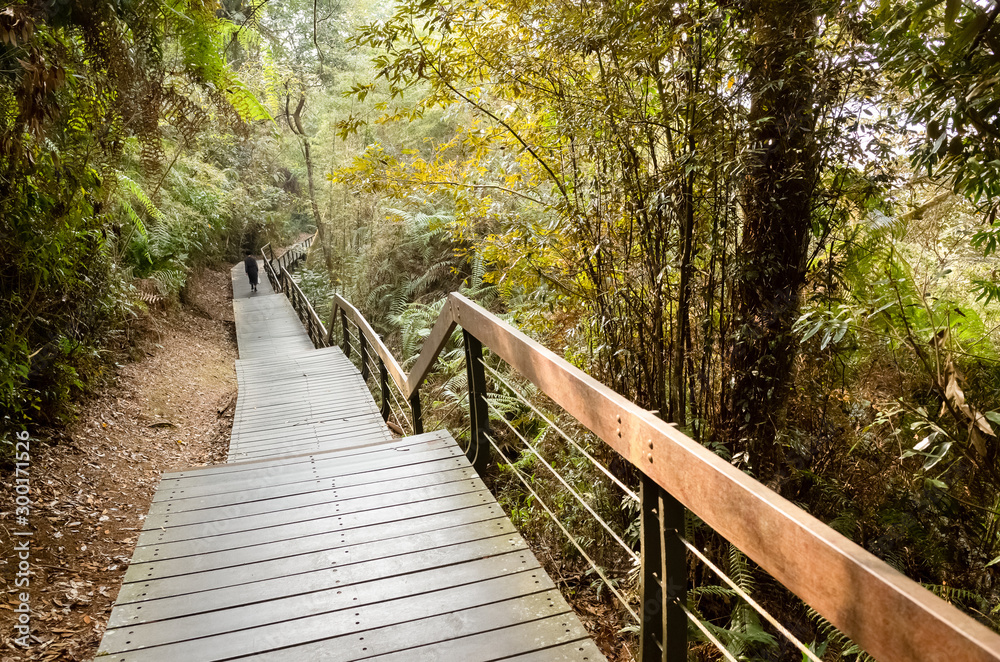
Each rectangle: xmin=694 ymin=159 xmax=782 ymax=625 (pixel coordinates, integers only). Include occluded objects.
xmin=301 ymin=135 xmax=334 ymax=274
xmin=287 ymin=94 xmax=334 ymax=274
xmin=723 ymin=0 xmax=819 ymax=479
xmin=673 ymin=169 xmax=696 ymax=429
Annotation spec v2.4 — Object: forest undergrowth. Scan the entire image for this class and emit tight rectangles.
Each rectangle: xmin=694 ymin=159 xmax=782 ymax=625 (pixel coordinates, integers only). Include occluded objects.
xmin=0 ymin=266 xmax=237 ymax=661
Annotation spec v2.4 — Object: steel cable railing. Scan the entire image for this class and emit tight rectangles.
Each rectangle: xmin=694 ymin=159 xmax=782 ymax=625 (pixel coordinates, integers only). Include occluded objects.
xmin=359 ymin=348 xmax=411 ymax=435
xmin=481 ymin=428 xmax=640 ymax=623
xmin=679 ymin=537 xmax=824 ymax=662
xmin=481 ymin=361 xmax=639 ymax=503
xmin=268 ymin=284 xmax=1000 ymax=662
xmin=472 ymin=340 xmax=846 ymax=660
xmin=258 ymin=242 xmax=280 ymax=291
xmin=482 ymin=394 xmax=638 ymax=564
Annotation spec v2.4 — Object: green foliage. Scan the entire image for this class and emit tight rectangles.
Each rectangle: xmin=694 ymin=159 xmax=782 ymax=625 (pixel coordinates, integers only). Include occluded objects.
xmin=878 ymin=1 xmax=1000 ymax=213
xmin=0 ymin=0 xmax=279 ymax=450
xmin=324 ymin=0 xmax=1000 ymax=648
xmin=877 ymin=1 xmax=1000 ymax=311
xmin=338 ymin=204 xmax=465 ymax=341
xmin=806 ymin=606 xmax=876 ymax=661
xmin=687 ymin=545 xmax=779 ymax=659
xmin=295 ymin=265 xmax=335 ymax=321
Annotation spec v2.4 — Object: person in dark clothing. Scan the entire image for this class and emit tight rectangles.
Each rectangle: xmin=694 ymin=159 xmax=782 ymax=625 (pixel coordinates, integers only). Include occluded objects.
xmin=244 ymin=253 xmax=259 ymax=292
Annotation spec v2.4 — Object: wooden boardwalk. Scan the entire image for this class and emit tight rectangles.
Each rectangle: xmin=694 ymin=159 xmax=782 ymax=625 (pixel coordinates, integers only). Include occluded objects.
xmin=95 ymin=260 xmax=604 ymax=661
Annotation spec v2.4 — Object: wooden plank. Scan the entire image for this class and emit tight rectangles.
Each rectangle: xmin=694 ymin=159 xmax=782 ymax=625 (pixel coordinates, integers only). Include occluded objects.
xmin=162 ymin=433 xmax=439 ymax=481
xmin=116 ymin=516 xmax=524 ymax=602
xmin=228 ymin=428 xmax=392 ymax=454
xmin=233 ymin=389 xmax=374 ymax=410
xmin=504 ymin=640 xmax=606 ymax=661
xmin=144 ymin=467 xmax=477 ymax=528
xmin=146 ymin=465 xmax=475 ymax=528
xmin=157 ymin=452 xmax=464 ymax=509
xmin=133 ymin=501 xmax=506 ymax=577
xmin=126 ymin=508 xmax=513 ymax=592
xmin=102 ymin=552 xmax=545 ymax=652
xmin=153 ymin=446 xmax=464 ymax=503
xmin=133 ymin=489 xmax=502 ymax=561
xmin=234 ymin=592 xmax=574 ymax=662
xmin=227 ymin=437 xmax=394 ymax=462
xmin=109 ymin=535 xmax=537 ymax=626
xmin=231 ymin=404 xmax=384 ymax=430
xmin=228 ymin=430 xmax=393 ymax=456
xmin=101 ymin=588 xmax=571 ymax=661
xmin=229 ymin=418 xmax=389 ymax=443
xmin=230 ymin=415 xmax=386 ymax=441
xmin=361 ymin=615 xmax=599 ymax=662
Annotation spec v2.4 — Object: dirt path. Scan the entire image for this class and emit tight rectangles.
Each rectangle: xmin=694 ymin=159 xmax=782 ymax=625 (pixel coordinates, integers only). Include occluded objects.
xmin=0 ymin=265 xmax=238 ymax=661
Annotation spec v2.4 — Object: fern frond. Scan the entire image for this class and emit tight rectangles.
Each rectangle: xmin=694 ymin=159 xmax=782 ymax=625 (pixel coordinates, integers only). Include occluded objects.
xmin=806 ymin=606 xmax=877 ymax=661
xmin=224 ymin=74 xmax=273 ymax=122
xmin=148 ymin=268 xmax=186 ymax=296
xmin=117 ymin=172 xmax=163 ymax=224
xmin=120 ymin=198 xmax=148 ymax=242
xmin=444 ymin=371 xmax=469 ymax=396
xmin=728 ymin=544 xmax=755 ymax=594
xmin=687 ymin=584 xmax=737 ymax=600
xmin=922 ymin=583 xmax=992 ymax=616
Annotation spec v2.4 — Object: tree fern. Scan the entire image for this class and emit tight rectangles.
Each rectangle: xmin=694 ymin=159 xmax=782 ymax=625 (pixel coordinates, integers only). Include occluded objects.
xmin=114 ymin=172 xmax=164 ymax=253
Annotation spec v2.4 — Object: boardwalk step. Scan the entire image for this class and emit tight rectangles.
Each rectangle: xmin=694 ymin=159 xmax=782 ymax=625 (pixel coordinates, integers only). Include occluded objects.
xmin=95 ymin=260 xmax=604 ymax=661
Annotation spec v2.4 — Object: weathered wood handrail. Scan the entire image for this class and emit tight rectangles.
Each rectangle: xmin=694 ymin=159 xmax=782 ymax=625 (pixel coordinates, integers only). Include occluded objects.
xmin=259 ymin=236 xmax=314 ymax=294
xmin=281 ymin=266 xmax=327 ymax=347
xmin=326 ymin=294 xmax=414 ymax=433
xmin=315 ymin=290 xmax=1000 ymax=662
xmin=259 ymin=246 xmax=280 ymax=292
xmin=328 ymin=294 xmax=407 ymax=390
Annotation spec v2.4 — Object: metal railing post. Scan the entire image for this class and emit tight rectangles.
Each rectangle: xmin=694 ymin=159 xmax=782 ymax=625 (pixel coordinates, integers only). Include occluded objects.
xmin=662 ymin=491 xmax=687 ymax=661
xmin=379 ymin=358 xmax=390 ymax=422
xmin=409 ymin=390 xmax=424 ymax=435
xmin=341 ymin=309 xmax=350 ymax=358
xmin=639 ymin=474 xmax=687 ymax=662
xmin=318 ymin=317 xmax=328 ymax=348
xmin=463 ymin=329 xmax=491 ymax=474
xmin=639 ymin=474 xmax=664 ymax=662
xmin=359 ymin=331 xmax=370 ymax=382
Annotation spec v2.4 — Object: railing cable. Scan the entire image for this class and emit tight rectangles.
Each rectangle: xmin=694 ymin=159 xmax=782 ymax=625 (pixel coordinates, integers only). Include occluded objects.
xmin=362 ymin=352 xmax=411 ymax=434
xmin=386 ymin=381 xmax=413 ymax=434
xmin=483 ymin=430 xmax=640 ymax=623
xmin=481 ymin=361 xmax=639 ymax=503
xmin=484 ymin=397 xmax=638 ymax=564
xmin=677 ymin=600 xmax=740 ymax=662
xmin=679 ymin=537 xmax=824 ymax=662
